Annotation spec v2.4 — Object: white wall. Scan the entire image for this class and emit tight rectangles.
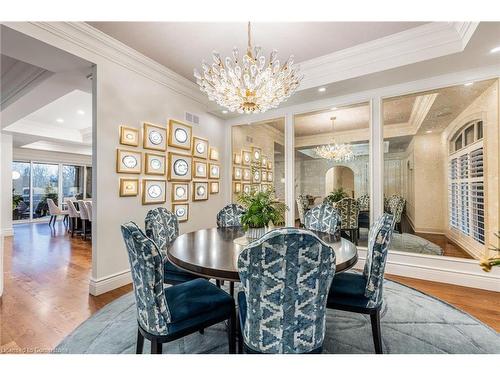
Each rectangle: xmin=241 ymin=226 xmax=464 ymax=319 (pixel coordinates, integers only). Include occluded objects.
xmin=1 ymin=134 xmax=13 ymax=237
xmin=0 ymin=133 xmax=4 ymax=297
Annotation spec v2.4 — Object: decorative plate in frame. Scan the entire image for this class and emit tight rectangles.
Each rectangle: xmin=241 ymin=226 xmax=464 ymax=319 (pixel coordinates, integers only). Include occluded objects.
xmin=242 ymin=168 xmax=251 ymax=181
xmin=234 ymin=182 xmax=242 ymax=194
xmin=168 ymin=153 xmax=192 ymax=181
xmin=119 ymin=178 xmax=139 ymax=197
xmin=233 ymin=166 xmax=242 ymax=181
xmin=241 ymin=150 xmax=251 ymax=166
xmin=145 ymin=153 xmax=166 ymax=175
xmin=261 ymin=155 xmax=268 ymax=168
xmin=209 ymin=163 xmax=220 ymax=179
xmin=251 ymin=168 xmax=261 ymax=183
xmin=168 ymin=119 xmax=192 ymax=150
xmin=209 ymin=181 xmax=219 ymax=194
xmin=192 ymin=137 xmax=209 ymax=159
xmin=171 ymin=183 xmax=189 ymax=202
xmin=251 ymin=147 xmax=262 ymax=164
xmin=209 ymin=147 xmax=219 ymax=161
xmin=250 ymin=184 xmax=261 ymax=193
xmin=120 ymin=126 xmax=139 ymax=147
xmin=233 ymin=153 xmax=242 ymax=165
xmin=193 ymin=181 xmax=208 ymax=201
xmin=143 ymin=122 xmax=167 ymax=151
xmin=172 ymin=203 xmax=189 ymax=222
xmin=267 ymin=171 xmax=273 ymax=182
xmin=261 ymin=170 xmax=268 ymax=182
xmin=261 ymin=183 xmax=270 ymax=193
xmin=193 ymin=160 xmax=208 ymax=179
xmin=116 ymin=149 xmax=142 ymax=174
xmin=142 ymin=179 xmax=166 ymax=205
xmin=267 ymin=161 xmax=273 ymax=170
xmin=242 ymin=183 xmax=251 ymax=194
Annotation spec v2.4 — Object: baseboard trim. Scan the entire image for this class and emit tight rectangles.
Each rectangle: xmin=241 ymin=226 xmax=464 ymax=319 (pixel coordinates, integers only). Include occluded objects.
xmin=89 ymin=269 xmax=131 ymax=296
xmin=2 ymin=228 xmax=13 ymax=237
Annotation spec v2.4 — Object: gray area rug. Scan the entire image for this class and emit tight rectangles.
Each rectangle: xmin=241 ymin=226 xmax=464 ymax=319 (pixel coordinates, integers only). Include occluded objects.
xmin=358 ymin=230 xmax=443 ymax=256
xmin=56 ymin=279 xmax=499 ymax=354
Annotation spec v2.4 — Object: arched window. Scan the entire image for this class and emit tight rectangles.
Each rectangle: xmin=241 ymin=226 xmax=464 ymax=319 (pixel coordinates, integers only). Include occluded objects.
xmin=448 ymin=120 xmax=484 ymax=244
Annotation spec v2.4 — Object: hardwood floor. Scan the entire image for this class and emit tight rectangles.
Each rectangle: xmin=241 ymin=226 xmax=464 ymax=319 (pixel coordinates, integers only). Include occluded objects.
xmin=0 ymin=221 xmax=498 ymax=354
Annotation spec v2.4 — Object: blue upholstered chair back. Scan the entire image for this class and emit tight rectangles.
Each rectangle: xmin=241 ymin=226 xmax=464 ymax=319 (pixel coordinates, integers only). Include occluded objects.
xmin=363 ymin=213 xmax=396 ymax=308
xmin=296 ymin=194 xmax=310 ymax=225
xmin=145 ymin=207 xmax=179 ymax=257
xmin=386 ymin=195 xmax=405 ymax=224
xmin=121 ymin=222 xmax=171 ymax=335
xmin=238 ymin=228 xmax=336 ymax=353
xmin=357 ymin=194 xmax=370 ymax=211
xmin=303 ymin=203 xmax=340 ymax=235
xmin=335 ymin=197 xmax=360 ymax=230
xmin=216 ymin=204 xmax=246 ymax=227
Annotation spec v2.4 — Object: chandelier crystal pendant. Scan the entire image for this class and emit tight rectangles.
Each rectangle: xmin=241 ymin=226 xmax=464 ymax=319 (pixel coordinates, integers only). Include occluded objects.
xmin=194 ymin=22 xmax=303 ymax=114
xmin=315 ymin=116 xmax=355 ymax=162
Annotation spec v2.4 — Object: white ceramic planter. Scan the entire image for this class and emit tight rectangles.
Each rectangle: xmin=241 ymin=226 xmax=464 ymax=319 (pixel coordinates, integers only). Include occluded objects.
xmin=245 ymin=226 xmax=267 ymax=240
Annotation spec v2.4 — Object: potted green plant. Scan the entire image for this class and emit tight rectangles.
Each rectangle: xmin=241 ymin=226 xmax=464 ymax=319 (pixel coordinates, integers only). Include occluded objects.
xmin=480 ymin=231 xmax=500 ymax=272
xmin=324 ymin=187 xmax=348 ymax=205
xmin=237 ymin=188 xmax=287 ymax=240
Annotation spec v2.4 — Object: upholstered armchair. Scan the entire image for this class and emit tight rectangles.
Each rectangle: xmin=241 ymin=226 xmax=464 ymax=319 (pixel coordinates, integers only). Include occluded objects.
xmin=335 ymin=197 xmax=360 ymax=245
xmin=357 ymin=194 xmax=370 ymax=211
xmin=145 ymin=207 xmax=199 ymax=285
xmin=121 ymin=222 xmax=236 ymax=354
xmin=356 ymin=194 xmax=370 ymax=233
xmin=386 ymin=195 xmax=405 ymax=233
xmin=46 ymin=198 xmax=68 ymax=228
xmin=237 ymin=228 xmax=336 ymax=354
xmin=216 ymin=204 xmax=246 ymax=228
xmin=304 ymin=203 xmax=340 ymax=236
xmin=296 ymin=194 xmax=310 ymax=227
xmin=326 ymin=213 xmax=395 ymax=353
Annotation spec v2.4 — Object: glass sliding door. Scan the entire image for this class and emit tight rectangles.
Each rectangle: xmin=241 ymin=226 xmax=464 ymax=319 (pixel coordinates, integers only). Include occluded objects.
xmin=12 ymin=161 xmax=31 ymax=221
xmin=31 ymin=163 xmax=59 ymax=219
xmin=63 ymin=165 xmax=84 ymax=200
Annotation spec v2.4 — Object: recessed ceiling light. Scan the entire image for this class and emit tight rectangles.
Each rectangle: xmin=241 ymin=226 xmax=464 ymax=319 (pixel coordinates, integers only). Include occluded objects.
xmin=77 ymin=110 xmax=85 ymax=115
xmin=318 ymin=87 xmax=326 ymax=92
xmin=490 ymin=46 xmax=500 ymax=54
xmin=222 ymin=110 xmax=228 ymax=114
xmin=330 ymin=107 xmax=337 ymax=110
xmin=56 ymin=118 xmax=64 ymax=123
xmin=464 ymin=82 xmax=474 ymax=86
xmin=426 ymin=130 xmax=433 ymax=134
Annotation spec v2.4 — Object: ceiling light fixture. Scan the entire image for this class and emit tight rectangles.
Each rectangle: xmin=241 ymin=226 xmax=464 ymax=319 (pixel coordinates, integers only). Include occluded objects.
xmin=464 ymin=82 xmax=474 ymax=86
xmin=490 ymin=46 xmax=500 ymax=53
xmin=315 ymin=117 xmax=354 ymax=162
xmin=194 ymin=22 xmax=302 ymax=114
xmin=318 ymin=87 xmax=326 ymax=92
xmin=330 ymin=107 xmax=337 ymax=110
xmin=77 ymin=110 xmax=85 ymax=115
xmin=222 ymin=110 xmax=228 ymax=114
xmin=426 ymin=130 xmax=433 ymax=134
xmin=56 ymin=118 xmax=64 ymax=123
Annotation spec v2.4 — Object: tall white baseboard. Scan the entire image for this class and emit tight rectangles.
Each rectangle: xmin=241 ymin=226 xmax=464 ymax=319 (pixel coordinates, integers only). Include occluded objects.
xmin=89 ymin=269 xmax=131 ymax=296
xmin=2 ymin=228 xmax=13 ymax=237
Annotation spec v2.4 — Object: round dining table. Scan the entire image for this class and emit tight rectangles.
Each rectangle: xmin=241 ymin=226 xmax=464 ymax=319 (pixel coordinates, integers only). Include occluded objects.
xmin=167 ymin=227 xmax=358 ymax=283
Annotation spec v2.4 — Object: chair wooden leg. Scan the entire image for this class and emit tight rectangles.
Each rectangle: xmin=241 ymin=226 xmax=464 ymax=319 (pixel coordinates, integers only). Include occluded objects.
xmin=71 ymin=218 xmax=75 ymax=237
xmin=229 ymin=281 xmax=234 ymax=297
xmin=216 ymin=280 xmax=221 ymax=288
xmin=199 ymin=328 xmax=204 ymax=334
xmin=237 ymin=313 xmax=243 ymax=354
xmin=370 ymin=310 xmax=383 ymax=354
xmin=150 ymin=338 xmax=162 ymax=354
xmin=228 ymin=307 xmax=236 ymax=354
xmin=136 ymin=329 xmax=144 ymax=354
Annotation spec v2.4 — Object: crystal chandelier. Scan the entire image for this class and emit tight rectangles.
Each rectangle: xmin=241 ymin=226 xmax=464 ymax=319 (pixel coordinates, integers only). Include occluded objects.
xmin=194 ymin=22 xmax=303 ymax=114
xmin=315 ymin=116 xmax=355 ymax=162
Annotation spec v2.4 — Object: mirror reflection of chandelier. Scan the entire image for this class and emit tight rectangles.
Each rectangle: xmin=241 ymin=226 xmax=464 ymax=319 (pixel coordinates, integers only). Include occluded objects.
xmin=194 ymin=22 xmax=303 ymax=114
xmin=315 ymin=116 xmax=355 ymax=162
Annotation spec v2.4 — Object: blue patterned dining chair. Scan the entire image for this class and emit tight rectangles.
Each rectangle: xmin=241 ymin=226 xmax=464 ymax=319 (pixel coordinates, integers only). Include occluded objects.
xmin=385 ymin=195 xmax=405 ymax=233
xmin=304 ymin=203 xmax=340 ymax=236
xmin=237 ymin=228 xmax=336 ymax=354
xmin=296 ymin=194 xmax=310 ymax=227
xmin=145 ymin=208 xmax=199 ymax=285
xmin=356 ymin=194 xmax=370 ymax=235
xmin=121 ymin=221 xmax=236 ymax=354
xmin=335 ymin=198 xmax=360 ymax=245
xmin=216 ymin=204 xmax=246 ymax=228
xmin=326 ymin=213 xmax=395 ymax=354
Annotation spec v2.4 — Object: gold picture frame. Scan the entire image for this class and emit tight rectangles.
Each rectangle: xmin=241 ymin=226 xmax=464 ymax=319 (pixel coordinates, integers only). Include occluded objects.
xmin=261 ymin=170 xmax=268 ymax=182
xmin=242 ymin=168 xmax=251 ymax=181
xmin=233 ymin=152 xmax=242 ymax=165
xmin=192 ymin=136 xmax=209 ymax=159
xmin=241 ymin=149 xmax=251 ymax=166
xmin=119 ymin=178 xmax=139 ymax=197
xmin=167 ymin=152 xmax=192 ymax=181
xmin=261 ymin=155 xmax=268 ymax=168
xmin=193 ymin=160 xmax=208 ymax=179
xmin=233 ymin=166 xmax=242 ymax=181
xmin=209 ymin=147 xmax=219 ymax=161
xmin=143 ymin=122 xmax=167 ymax=151
xmin=250 ymin=184 xmax=261 ymax=193
xmin=142 ymin=179 xmax=166 ymax=205
xmin=209 ymin=163 xmax=220 ymax=179
xmin=172 ymin=203 xmax=189 ymax=222
xmin=234 ymin=182 xmax=242 ymax=194
xmin=251 ymin=168 xmax=261 ymax=183
xmin=120 ymin=126 xmax=139 ymax=147
xmin=144 ymin=152 xmax=166 ymax=175
xmin=193 ymin=181 xmax=209 ymax=201
xmin=209 ymin=181 xmax=219 ymax=194
xmin=267 ymin=161 xmax=273 ymax=170
xmin=116 ymin=149 xmax=142 ymax=174
xmin=268 ymin=171 xmax=274 ymax=182
xmin=242 ymin=183 xmax=251 ymax=194
xmin=171 ymin=183 xmax=189 ymax=202
xmin=251 ymin=147 xmax=262 ymax=164
xmin=168 ymin=119 xmax=192 ymax=150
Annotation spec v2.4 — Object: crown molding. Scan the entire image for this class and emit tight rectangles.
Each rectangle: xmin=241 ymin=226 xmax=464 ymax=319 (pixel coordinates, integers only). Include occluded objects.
xmin=298 ymin=22 xmax=479 ymax=91
xmin=25 ymin=22 xmax=210 ymax=107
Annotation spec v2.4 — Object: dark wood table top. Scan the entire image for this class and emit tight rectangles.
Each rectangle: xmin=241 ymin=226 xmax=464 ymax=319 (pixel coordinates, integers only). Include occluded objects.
xmin=167 ymin=227 xmax=358 ymax=282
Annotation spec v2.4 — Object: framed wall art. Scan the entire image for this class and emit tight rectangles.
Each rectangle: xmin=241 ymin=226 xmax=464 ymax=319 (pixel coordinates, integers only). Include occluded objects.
xmin=233 ymin=166 xmax=242 ymax=180
xmin=168 ymin=152 xmax=192 ymax=181
xmin=209 ymin=147 xmax=219 ymax=161
xmin=172 ymin=203 xmax=189 ymax=222
xmin=119 ymin=178 xmax=139 ymax=197
xmin=267 ymin=161 xmax=273 ymax=170
xmin=242 ymin=183 xmax=251 ymax=194
xmin=168 ymin=119 xmax=192 ymax=150
xmin=143 ymin=122 xmax=167 ymax=151
xmin=251 ymin=168 xmax=261 ymax=183
xmin=120 ymin=126 xmax=139 ymax=147
xmin=142 ymin=179 xmax=167 ymax=205
xmin=193 ymin=160 xmax=208 ymax=179
xmin=241 ymin=149 xmax=251 ymax=166
xmin=233 ymin=152 xmax=242 ymax=165
xmin=209 ymin=163 xmax=220 ymax=179
xmin=251 ymin=147 xmax=262 ymax=164
xmin=171 ymin=183 xmax=189 ymax=202
xmin=144 ymin=153 xmax=166 ymax=175
xmin=116 ymin=149 xmax=142 ymax=174
xmin=193 ymin=181 xmax=208 ymax=201
xmin=261 ymin=155 xmax=268 ymax=168
xmin=261 ymin=170 xmax=268 ymax=182
xmin=192 ymin=136 xmax=209 ymax=159
xmin=268 ymin=171 xmax=273 ymax=182
xmin=261 ymin=183 xmax=270 ymax=193
xmin=251 ymin=184 xmax=261 ymax=193
xmin=210 ymin=181 xmax=219 ymax=194
xmin=234 ymin=182 xmax=242 ymax=194
xmin=242 ymin=168 xmax=251 ymax=181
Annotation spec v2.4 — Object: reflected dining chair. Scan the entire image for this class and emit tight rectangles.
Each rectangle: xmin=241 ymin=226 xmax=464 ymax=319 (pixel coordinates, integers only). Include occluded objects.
xmin=145 ymin=207 xmax=199 ymax=286
xmin=121 ymin=222 xmax=236 ymax=354
xmin=385 ymin=195 xmax=405 ymax=233
xmin=303 ymin=203 xmax=340 ymax=236
xmin=47 ymin=198 xmax=68 ymax=227
xmin=335 ymin=197 xmax=360 ymax=245
xmin=356 ymin=194 xmax=370 ymax=234
xmin=66 ymin=200 xmax=81 ymax=237
xmin=84 ymin=201 xmax=93 ymax=238
xmin=237 ymin=228 xmax=336 ymax=354
xmin=216 ymin=204 xmax=246 ymax=228
xmin=296 ymin=194 xmax=310 ymax=227
xmin=326 ymin=213 xmax=395 ymax=354
xmin=78 ymin=200 xmax=91 ymax=240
